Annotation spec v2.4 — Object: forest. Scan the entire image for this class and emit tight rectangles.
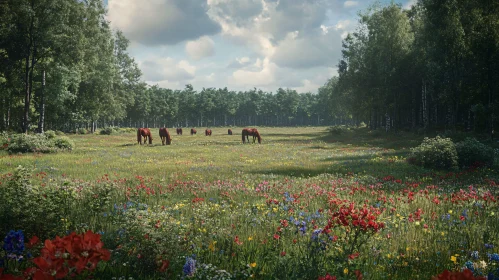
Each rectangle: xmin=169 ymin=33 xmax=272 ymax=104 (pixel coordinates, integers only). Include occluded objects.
xmin=0 ymin=0 xmax=497 ymax=135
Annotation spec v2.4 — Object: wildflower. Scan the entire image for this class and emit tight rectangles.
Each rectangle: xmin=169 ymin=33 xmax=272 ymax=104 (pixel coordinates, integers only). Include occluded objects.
xmin=344 ymin=268 xmax=349 ymax=274
xmin=183 ymin=257 xmax=196 ymax=277
xmin=450 ymin=255 xmax=457 ymax=264
xmin=273 ymin=234 xmax=280 ymax=240
xmin=3 ymin=230 xmax=25 ymax=256
xmin=249 ymin=262 xmax=257 ymax=268
xmin=471 ymin=251 xmax=479 ymax=260
xmin=318 ymin=274 xmax=337 ymax=280
xmin=280 ymin=251 xmax=286 ymax=257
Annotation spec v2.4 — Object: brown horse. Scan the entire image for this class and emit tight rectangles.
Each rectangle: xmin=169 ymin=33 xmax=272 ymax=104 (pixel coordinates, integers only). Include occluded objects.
xmin=242 ymin=128 xmax=262 ymax=144
xmin=159 ymin=128 xmax=172 ymax=145
xmin=205 ymin=129 xmax=212 ymax=136
xmin=228 ymin=129 xmax=233 ymax=135
xmin=176 ymin=128 xmax=183 ymax=135
xmin=191 ymin=128 xmax=197 ymax=135
xmin=137 ymin=128 xmax=153 ymax=145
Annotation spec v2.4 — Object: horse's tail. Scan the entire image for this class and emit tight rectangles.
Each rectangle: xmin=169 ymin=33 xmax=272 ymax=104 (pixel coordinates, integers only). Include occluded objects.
xmin=137 ymin=128 xmax=142 ymax=144
xmin=241 ymin=129 xmax=246 ymax=143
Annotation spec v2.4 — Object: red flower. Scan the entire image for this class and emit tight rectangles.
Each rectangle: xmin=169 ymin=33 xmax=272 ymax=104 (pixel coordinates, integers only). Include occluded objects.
xmin=348 ymin=252 xmax=360 ymax=260
xmin=273 ymin=234 xmax=280 ymax=240
xmin=280 ymin=251 xmax=286 ymax=257
xmin=318 ymin=273 xmax=337 ymax=280
xmin=432 ymin=269 xmax=485 ymax=280
xmin=159 ymin=260 xmax=170 ymax=272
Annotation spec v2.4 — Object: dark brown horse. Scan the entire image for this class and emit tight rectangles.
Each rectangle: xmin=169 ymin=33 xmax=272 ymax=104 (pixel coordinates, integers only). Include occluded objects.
xmin=159 ymin=128 xmax=172 ymax=145
xmin=191 ymin=128 xmax=197 ymax=135
xmin=205 ymin=129 xmax=212 ymax=136
xmin=242 ymin=128 xmax=262 ymax=144
xmin=176 ymin=128 xmax=183 ymax=135
xmin=137 ymin=128 xmax=153 ymax=145
xmin=228 ymin=129 xmax=233 ymax=135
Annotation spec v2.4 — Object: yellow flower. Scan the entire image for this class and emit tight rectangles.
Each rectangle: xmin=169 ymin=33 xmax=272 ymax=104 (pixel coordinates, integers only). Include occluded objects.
xmin=250 ymin=262 xmax=257 ymax=268
xmin=343 ymin=268 xmax=348 ymax=274
xmin=450 ymin=256 xmax=457 ymax=264
xmin=248 ymin=236 xmax=253 ymax=241
xmin=448 ymin=210 xmax=453 ymax=214
xmin=208 ymin=241 xmax=217 ymax=252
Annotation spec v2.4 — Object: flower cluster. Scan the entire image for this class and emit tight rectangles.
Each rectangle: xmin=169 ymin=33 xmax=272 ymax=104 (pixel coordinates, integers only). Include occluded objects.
xmin=325 ymin=203 xmax=385 ymax=233
xmin=3 ymin=230 xmax=25 ymax=260
xmin=431 ymin=269 xmax=486 ymax=280
xmin=31 ymin=230 xmax=110 ymax=279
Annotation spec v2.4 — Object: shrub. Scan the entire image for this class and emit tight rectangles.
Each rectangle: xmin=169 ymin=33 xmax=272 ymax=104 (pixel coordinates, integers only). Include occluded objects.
xmin=55 ymin=130 xmax=65 ymax=136
xmin=100 ymin=127 xmax=115 ymax=135
xmin=7 ymin=133 xmax=55 ymax=153
xmin=77 ymin=128 xmax=88 ymax=134
xmin=52 ymin=136 xmax=75 ymax=151
xmin=44 ymin=130 xmax=56 ymax=139
xmin=455 ymin=138 xmax=495 ymax=168
xmin=328 ymin=126 xmax=348 ymax=135
xmin=0 ymin=131 xmax=9 ymax=149
xmin=410 ymin=136 xmax=458 ymax=170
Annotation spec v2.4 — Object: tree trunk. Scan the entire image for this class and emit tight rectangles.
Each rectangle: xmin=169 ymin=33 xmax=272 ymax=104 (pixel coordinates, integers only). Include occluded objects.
xmin=37 ymin=70 xmax=46 ymax=133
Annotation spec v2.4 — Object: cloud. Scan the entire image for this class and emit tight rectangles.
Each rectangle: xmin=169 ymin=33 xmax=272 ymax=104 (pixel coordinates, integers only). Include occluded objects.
xmin=227 ymin=56 xmax=253 ymax=68
xmin=403 ymin=0 xmax=416 ymax=9
xmin=343 ymin=1 xmax=358 ymax=8
xmin=229 ymin=58 xmax=278 ymax=87
xmin=186 ymin=36 xmax=215 ymax=60
xmin=140 ymin=58 xmax=196 ymax=82
xmin=270 ymin=29 xmax=343 ymax=69
xmin=108 ymin=0 xmax=221 ymax=46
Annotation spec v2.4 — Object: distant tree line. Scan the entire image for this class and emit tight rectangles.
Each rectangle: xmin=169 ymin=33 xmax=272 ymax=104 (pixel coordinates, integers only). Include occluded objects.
xmin=326 ymin=0 xmax=498 ymax=138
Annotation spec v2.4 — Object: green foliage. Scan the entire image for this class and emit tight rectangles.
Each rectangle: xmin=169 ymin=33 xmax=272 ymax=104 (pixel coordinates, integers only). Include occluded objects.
xmin=0 ymin=166 xmax=72 ymax=238
xmin=77 ymin=128 xmax=88 ymax=135
xmin=51 ymin=136 xmax=75 ymax=151
xmin=4 ymin=133 xmax=74 ymax=153
xmin=7 ymin=134 xmax=56 ymax=153
xmin=328 ymin=125 xmax=349 ymax=135
xmin=44 ymin=130 xmax=57 ymax=139
xmin=410 ymin=136 xmax=458 ymax=170
xmin=455 ymin=138 xmax=495 ymax=168
xmin=100 ymin=127 xmax=116 ymax=135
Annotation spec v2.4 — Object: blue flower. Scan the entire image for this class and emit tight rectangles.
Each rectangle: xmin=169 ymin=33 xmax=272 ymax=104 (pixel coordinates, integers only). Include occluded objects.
xmin=311 ymin=229 xmax=322 ymax=241
xmin=471 ymin=251 xmax=479 ymax=260
xmin=488 ymin=253 xmax=499 ymax=262
xmin=465 ymin=261 xmax=475 ymax=272
xmin=3 ymin=230 xmax=25 ymax=255
xmin=485 ymin=244 xmax=494 ymax=249
xmin=183 ymin=257 xmax=196 ymax=276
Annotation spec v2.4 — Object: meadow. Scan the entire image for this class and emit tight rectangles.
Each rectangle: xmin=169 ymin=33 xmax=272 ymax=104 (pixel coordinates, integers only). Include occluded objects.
xmin=0 ymin=127 xmax=498 ymax=279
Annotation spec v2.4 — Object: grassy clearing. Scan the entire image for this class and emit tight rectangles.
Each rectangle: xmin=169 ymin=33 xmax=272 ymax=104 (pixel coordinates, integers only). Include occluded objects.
xmin=0 ymin=127 xmax=498 ymax=279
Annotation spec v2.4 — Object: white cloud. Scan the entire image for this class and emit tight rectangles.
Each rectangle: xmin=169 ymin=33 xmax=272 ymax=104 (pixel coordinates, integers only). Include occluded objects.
xmin=185 ymin=36 xmax=215 ymax=60
xmin=343 ymin=1 xmax=358 ymax=8
xmin=229 ymin=58 xmax=277 ymax=87
xmin=140 ymin=57 xmax=196 ymax=82
xmin=108 ymin=0 xmax=220 ymax=45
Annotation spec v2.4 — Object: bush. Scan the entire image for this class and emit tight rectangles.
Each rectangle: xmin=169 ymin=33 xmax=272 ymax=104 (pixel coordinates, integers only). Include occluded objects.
xmin=7 ymin=133 xmax=55 ymax=153
xmin=100 ymin=127 xmax=115 ymax=135
xmin=410 ymin=136 xmax=458 ymax=170
xmin=44 ymin=130 xmax=56 ymax=139
xmin=328 ymin=126 xmax=348 ymax=135
xmin=77 ymin=128 xmax=88 ymax=134
xmin=52 ymin=136 xmax=75 ymax=151
xmin=0 ymin=131 xmax=9 ymax=149
xmin=55 ymin=130 xmax=65 ymax=136
xmin=455 ymin=138 xmax=495 ymax=168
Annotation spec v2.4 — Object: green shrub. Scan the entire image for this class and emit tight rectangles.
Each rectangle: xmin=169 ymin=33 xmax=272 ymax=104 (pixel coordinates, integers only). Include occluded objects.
xmin=100 ymin=127 xmax=115 ymax=135
xmin=0 ymin=166 xmax=73 ymax=239
xmin=7 ymin=133 xmax=55 ymax=153
xmin=55 ymin=130 xmax=65 ymax=136
xmin=455 ymin=137 xmax=495 ymax=168
xmin=0 ymin=131 xmax=9 ymax=149
xmin=52 ymin=136 xmax=75 ymax=151
xmin=44 ymin=130 xmax=57 ymax=139
xmin=77 ymin=128 xmax=88 ymax=134
xmin=328 ymin=126 xmax=348 ymax=135
xmin=409 ymin=136 xmax=458 ymax=170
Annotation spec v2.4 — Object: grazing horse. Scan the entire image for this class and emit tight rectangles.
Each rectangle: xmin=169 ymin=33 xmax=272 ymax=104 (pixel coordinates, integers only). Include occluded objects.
xmin=191 ymin=128 xmax=197 ymax=135
xmin=242 ymin=128 xmax=262 ymax=144
xmin=159 ymin=128 xmax=172 ymax=145
xmin=137 ymin=128 xmax=153 ymax=145
xmin=228 ymin=129 xmax=233 ymax=135
xmin=205 ymin=129 xmax=212 ymax=136
xmin=176 ymin=128 xmax=183 ymax=135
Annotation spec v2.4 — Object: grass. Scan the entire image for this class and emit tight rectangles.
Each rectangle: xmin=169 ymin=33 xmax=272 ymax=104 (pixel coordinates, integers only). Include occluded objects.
xmin=0 ymin=127 xmax=498 ymax=279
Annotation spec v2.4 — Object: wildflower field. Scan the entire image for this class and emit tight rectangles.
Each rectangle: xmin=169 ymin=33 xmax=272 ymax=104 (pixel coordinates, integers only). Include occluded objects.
xmin=1 ymin=127 xmax=499 ymax=279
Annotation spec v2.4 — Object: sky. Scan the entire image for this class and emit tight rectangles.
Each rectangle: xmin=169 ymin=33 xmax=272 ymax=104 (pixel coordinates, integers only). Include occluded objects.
xmin=105 ymin=0 xmax=416 ymax=93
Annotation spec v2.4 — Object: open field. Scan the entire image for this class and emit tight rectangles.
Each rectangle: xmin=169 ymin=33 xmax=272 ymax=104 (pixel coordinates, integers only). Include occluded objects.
xmin=1 ymin=127 xmax=499 ymax=279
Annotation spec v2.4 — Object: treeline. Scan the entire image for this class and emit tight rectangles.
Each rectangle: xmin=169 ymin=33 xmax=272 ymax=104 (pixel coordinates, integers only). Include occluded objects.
xmin=128 ymin=85 xmax=333 ymax=129
xmin=0 ymin=0 xmax=336 ymax=133
xmin=326 ymin=0 xmax=498 ymax=137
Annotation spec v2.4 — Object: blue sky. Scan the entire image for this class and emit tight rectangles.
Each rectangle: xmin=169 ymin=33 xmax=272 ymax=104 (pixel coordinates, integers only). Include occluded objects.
xmin=106 ymin=0 xmax=416 ymax=93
